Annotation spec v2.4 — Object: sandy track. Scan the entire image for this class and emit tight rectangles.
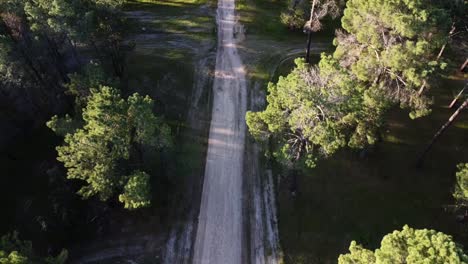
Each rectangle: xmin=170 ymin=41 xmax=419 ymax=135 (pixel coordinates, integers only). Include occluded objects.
xmin=192 ymin=0 xmax=247 ymax=262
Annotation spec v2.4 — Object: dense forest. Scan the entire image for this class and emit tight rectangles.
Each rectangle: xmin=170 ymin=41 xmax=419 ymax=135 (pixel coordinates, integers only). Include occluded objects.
xmin=0 ymin=0 xmax=467 ymax=263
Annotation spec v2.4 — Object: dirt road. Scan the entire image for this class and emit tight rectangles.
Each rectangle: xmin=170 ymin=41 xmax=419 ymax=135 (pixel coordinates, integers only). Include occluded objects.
xmin=192 ymin=0 xmax=247 ymax=262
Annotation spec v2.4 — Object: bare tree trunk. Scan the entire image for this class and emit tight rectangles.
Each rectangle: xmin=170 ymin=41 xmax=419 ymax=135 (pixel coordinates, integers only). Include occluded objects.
xmin=449 ymin=83 xmax=467 ymax=108
xmin=460 ymin=58 xmax=468 ymax=72
xmin=305 ymin=31 xmax=313 ymax=63
xmin=2 ymin=23 xmax=47 ymax=89
xmin=44 ymin=34 xmax=69 ymax=83
xmin=305 ymin=0 xmax=317 ymax=63
xmin=66 ymin=35 xmax=82 ymax=68
xmin=110 ymin=42 xmax=124 ymax=78
xmin=417 ymin=98 xmax=468 ymax=167
xmin=418 ymin=24 xmax=456 ymax=95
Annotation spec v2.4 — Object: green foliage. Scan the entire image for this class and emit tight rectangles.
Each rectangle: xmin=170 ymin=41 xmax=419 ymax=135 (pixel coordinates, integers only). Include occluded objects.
xmin=127 ymin=93 xmax=172 ymax=148
xmin=93 ymin=0 xmax=124 ymax=9
xmin=0 ymin=232 xmax=67 ymax=264
xmin=119 ymin=171 xmax=151 ymax=210
xmin=247 ymin=0 xmax=450 ymax=167
xmin=280 ymin=1 xmax=308 ymax=30
xmin=0 ymin=251 xmax=28 ymax=264
xmin=24 ymin=0 xmax=76 ymax=35
xmin=339 ymin=225 xmax=468 ymax=264
xmin=0 ymin=232 xmax=32 ymax=261
xmin=66 ymin=62 xmax=109 ymax=107
xmin=280 ymin=0 xmax=343 ymax=30
xmin=454 ymin=163 xmax=468 ymax=206
xmin=338 ymin=241 xmax=376 ymax=263
xmin=46 ymin=114 xmax=81 ymax=137
xmin=51 ymin=86 xmax=171 ymax=208
xmin=247 ymin=57 xmax=380 ymax=166
xmin=338 ymin=0 xmax=450 ymax=119
xmin=0 ymin=0 xmax=128 ymax=120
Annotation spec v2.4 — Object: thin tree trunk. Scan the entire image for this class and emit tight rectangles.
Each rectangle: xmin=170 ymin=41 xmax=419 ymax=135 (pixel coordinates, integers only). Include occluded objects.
xmin=449 ymin=83 xmax=467 ymax=108
xmin=305 ymin=31 xmax=312 ymax=63
xmin=460 ymin=58 xmax=468 ymax=72
xmin=90 ymin=40 xmax=104 ymax=62
xmin=66 ymin=35 xmax=81 ymax=68
xmin=417 ymin=98 xmax=468 ymax=167
xmin=111 ymin=43 xmax=124 ymax=78
xmin=3 ymin=23 xmax=47 ymax=89
xmin=418 ymin=24 xmax=456 ymax=95
xmin=305 ymin=0 xmax=317 ymax=63
xmin=44 ymin=34 xmax=69 ymax=83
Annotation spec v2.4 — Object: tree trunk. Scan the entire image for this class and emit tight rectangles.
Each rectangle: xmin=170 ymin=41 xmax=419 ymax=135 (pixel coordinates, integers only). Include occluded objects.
xmin=111 ymin=44 xmax=124 ymax=78
xmin=417 ymin=98 xmax=468 ymax=167
xmin=305 ymin=30 xmax=312 ymax=63
xmin=418 ymin=24 xmax=456 ymax=95
xmin=44 ymin=34 xmax=69 ymax=83
xmin=2 ymin=23 xmax=47 ymax=89
xmin=305 ymin=0 xmax=317 ymax=63
xmin=460 ymin=58 xmax=468 ymax=72
xmin=449 ymin=84 xmax=467 ymax=108
xmin=66 ymin=35 xmax=82 ymax=68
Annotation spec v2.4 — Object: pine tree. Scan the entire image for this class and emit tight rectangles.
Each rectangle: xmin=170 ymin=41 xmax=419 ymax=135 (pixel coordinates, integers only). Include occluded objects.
xmin=454 ymin=163 xmax=468 ymax=206
xmin=339 ymin=225 xmax=468 ymax=264
xmin=49 ymin=86 xmax=171 ymax=209
xmin=0 ymin=232 xmax=67 ymax=264
xmin=247 ymin=0 xmax=451 ymax=167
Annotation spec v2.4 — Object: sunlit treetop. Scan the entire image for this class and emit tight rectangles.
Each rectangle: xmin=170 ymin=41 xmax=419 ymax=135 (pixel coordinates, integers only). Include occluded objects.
xmin=339 ymin=225 xmax=468 ymax=264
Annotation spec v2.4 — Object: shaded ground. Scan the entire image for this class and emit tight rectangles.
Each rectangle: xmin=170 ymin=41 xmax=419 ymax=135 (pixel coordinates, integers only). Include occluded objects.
xmin=275 ymin=55 xmax=468 ymax=264
xmin=69 ymin=0 xmax=217 ymax=262
xmin=67 ymin=1 xmax=468 ymax=263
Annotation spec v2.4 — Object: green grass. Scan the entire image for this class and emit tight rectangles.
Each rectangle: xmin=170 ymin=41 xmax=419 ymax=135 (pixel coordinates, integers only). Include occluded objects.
xmin=127 ymin=0 xmax=214 ymax=7
xmin=123 ymin=0 xmax=215 ymax=220
xmin=277 ymin=78 xmax=468 ymax=263
xmin=123 ymin=0 xmax=215 ymax=118
xmin=125 ymin=0 xmax=215 ymax=38
xmin=236 ymin=0 xmax=292 ymax=39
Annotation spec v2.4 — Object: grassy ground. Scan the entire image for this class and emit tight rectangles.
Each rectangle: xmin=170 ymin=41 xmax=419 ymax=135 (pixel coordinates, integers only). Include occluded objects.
xmin=67 ymin=1 xmax=216 ymax=261
xmin=123 ymin=1 xmax=468 ymax=263
xmin=236 ymin=0 xmax=290 ymax=39
xmin=124 ymin=0 xmax=215 ymax=175
xmin=123 ymin=0 xmax=216 ymax=220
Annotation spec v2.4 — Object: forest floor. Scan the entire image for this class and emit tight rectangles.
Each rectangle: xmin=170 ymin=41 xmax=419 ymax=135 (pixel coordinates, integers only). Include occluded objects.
xmin=70 ymin=0 xmax=217 ymax=262
xmin=277 ymin=76 xmax=468 ymax=264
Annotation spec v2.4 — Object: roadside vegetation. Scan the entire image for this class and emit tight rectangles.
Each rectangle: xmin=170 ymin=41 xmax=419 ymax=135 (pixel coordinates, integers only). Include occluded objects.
xmin=339 ymin=225 xmax=468 ymax=263
xmin=245 ymin=0 xmax=468 ymax=262
xmin=1 ymin=0 xmax=214 ymax=260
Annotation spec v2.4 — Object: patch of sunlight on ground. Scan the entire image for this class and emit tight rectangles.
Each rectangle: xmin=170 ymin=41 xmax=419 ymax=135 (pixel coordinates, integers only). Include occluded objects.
xmin=455 ymin=122 xmax=468 ymax=129
xmin=384 ymin=134 xmax=405 ymax=144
